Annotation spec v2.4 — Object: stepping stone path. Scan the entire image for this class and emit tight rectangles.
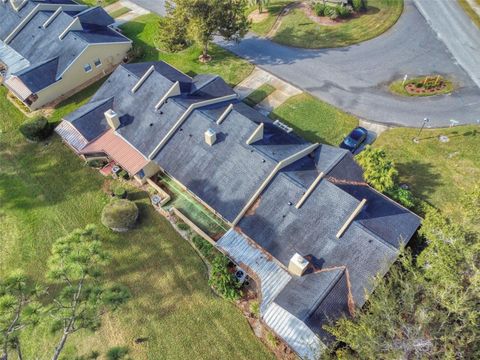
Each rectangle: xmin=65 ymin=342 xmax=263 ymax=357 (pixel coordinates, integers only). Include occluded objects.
xmin=234 ymin=67 xmax=302 ymax=116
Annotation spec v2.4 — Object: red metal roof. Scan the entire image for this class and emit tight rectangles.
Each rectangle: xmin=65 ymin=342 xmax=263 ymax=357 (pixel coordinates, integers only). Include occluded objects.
xmin=80 ymin=129 xmax=148 ymax=175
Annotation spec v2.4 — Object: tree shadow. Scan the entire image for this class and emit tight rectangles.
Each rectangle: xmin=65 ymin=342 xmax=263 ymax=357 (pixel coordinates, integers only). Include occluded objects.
xmin=396 ymin=159 xmax=442 ymax=201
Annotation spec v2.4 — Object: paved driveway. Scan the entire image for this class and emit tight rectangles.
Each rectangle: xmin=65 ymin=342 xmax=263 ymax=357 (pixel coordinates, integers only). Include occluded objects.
xmin=129 ymin=0 xmax=480 ymax=127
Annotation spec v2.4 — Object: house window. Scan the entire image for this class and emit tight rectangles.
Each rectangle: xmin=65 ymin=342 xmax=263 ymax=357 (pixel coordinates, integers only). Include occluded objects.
xmin=83 ymin=64 xmax=92 ymax=73
xmin=94 ymin=58 xmax=102 ymax=67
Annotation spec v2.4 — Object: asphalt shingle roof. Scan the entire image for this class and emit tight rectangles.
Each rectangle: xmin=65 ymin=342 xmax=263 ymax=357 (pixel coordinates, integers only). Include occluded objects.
xmin=60 ymin=61 xmax=421 ymax=343
xmin=0 ymin=1 xmax=128 ymax=92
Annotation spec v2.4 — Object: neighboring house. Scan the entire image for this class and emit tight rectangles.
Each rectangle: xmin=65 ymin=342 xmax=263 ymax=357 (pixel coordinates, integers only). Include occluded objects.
xmin=56 ymin=61 xmax=421 ymax=359
xmin=0 ymin=0 xmax=131 ymax=110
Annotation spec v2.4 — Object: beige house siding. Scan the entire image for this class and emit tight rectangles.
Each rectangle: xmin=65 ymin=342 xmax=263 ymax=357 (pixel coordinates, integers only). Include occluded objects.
xmin=30 ymin=42 xmax=131 ymax=109
xmin=135 ymin=161 xmax=160 ymax=184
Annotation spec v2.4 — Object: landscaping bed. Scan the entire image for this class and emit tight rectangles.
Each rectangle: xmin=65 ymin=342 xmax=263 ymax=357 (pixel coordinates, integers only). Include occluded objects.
xmin=389 ymin=75 xmax=455 ymax=97
xmin=251 ymin=0 xmax=403 ymax=48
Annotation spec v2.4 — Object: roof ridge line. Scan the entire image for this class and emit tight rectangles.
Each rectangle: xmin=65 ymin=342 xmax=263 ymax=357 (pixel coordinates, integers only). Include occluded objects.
xmin=190 ymin=74 xmax=219 ymax=94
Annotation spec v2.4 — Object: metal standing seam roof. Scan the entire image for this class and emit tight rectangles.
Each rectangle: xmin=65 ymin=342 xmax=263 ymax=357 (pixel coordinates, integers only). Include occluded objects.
xmin=216 ymin=229 xmax=291 ymax=314
xmin=54 ymin=119 xmax=88 ymax=151
xmin=79 ymin=129 xmax=148 ymax=175
xmin=217 ymin=229 xmax=322 ymax=360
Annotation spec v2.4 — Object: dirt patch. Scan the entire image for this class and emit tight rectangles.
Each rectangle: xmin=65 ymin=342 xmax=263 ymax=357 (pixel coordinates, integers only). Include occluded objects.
xmin=248 ymin=9 xmax=270 ymax=23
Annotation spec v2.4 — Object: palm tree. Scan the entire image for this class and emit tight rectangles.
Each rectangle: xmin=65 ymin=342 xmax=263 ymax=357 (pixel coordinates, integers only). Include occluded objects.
xmin=250 ymin=0 xmax=270 ymax=14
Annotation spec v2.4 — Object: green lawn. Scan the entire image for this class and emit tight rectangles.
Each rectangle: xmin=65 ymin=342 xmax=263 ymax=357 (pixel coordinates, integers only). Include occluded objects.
xmin=249 ymin=1 xmax=293 ymax=36
xmin=269 ymin=93 xmax=358 ymax=145
xmin=120 ymin=14 xmax=254 ymax=87
xmin=76 ymin=0 xmax=118 ymax=6
xmin=458 ymin=0 xmax=480 ymax=28
xmin=375 ymin=126 xmax=480 ymax=223
xmin=244 ymin=84 xmax=276 ymax=107
xmin=0 ymin=86 xmax=273 ymax=359
xmin=108 ymin=6 xmax=131 ymax=19
xmin=253 ymin=0 xmax=403 ymax=48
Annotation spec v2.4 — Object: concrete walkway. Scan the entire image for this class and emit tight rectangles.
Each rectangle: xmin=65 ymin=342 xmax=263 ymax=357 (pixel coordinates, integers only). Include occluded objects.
xmin=107 ymin=0 xmax=150 ymax=25
xmin=234 ymin=67 xmax=302 ymax=115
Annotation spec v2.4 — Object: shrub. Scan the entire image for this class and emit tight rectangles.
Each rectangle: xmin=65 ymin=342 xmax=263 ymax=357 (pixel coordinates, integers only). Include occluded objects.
xmin=250 ymin=301 xmax=260 ymax=318
xmin=314 ymin=3 xmax=327 ymax=16
xmin=325 ymin=5 xmax=338 ymax=19
xmin=352 ymin=0 xmax=368 ymax=12
xmin=336 ymin=5 xmax=353 ymax=19
xmin=127 ymin=44 xmax=144 ymax=61
xmin=209 ymin=255 xmax=241 ymax=300
xmin=113 ymin=186 xmax=127 ymax=199
xmin=19 ymin=116 xmax=52 ymax=142
xmin=118 ymin=170 xmax=129 ymax=180
xmin=86 ymin=159 xmax=107 ymax=168
xmin=177 ymin=222 xmax=190 ymax=231
xmin=387 ymin=186 xmax=416 ymax=209
xmin=266 ymin=331 xmax=279 ymax=347
xmin=101 ymin=199 xmax=139 ymax=232
xmin=356 ymin=146 xmax=398 ymax=193
xmin=192 ymin=235 xmax=215 ymax=260
xmin=106 ymin=346 xmax=129 ymax=360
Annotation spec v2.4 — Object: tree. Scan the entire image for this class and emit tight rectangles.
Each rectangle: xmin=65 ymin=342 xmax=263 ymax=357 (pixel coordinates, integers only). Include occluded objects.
xmin=0 ymin=271 xmax=43 ymax=360
xmin=159 ymin=0 xmax=249 ymax=61
xmin=249 ymin=0 xmax=269 ymax=13
xmin=324 ymin=205 xmax=480 ymax=359
xmin=47 ymin=225 xmax=130 ymax=360
xmin=356 ymin=145 xmax=398 ymax=192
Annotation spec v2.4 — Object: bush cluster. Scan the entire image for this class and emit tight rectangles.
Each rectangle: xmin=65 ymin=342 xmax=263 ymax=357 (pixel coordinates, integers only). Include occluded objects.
xmin=208 ymin=255 xmax=241 ymax=301
xmin=113 ymin=186 xmax=127 ymax=199
xmin=19 ymin=116 xmax=52 ymax=142
xmin=192 ymin=235 xmax=216 ymax=261
xmin=101 ymin=199 xmax=138 ymax=232
xmin=314 ymin=0 xmax=367 ymax=19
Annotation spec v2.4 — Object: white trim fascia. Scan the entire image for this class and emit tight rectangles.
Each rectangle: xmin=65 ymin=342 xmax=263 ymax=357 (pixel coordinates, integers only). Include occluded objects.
xmin=4 ymin=4 xmax=40 ymax=44
xmin=131 ymin=65 xmax=155 ymax=93
xmin=155 ymin=81 xmax=180 ymax=110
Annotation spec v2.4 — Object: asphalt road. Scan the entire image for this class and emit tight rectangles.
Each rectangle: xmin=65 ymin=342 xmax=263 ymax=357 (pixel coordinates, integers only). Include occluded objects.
xmin=131 ymin=0 xmax=480 ymax=127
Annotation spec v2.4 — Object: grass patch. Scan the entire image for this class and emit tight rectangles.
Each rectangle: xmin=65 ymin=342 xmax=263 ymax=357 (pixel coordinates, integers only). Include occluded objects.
xmin=249 ymin=1 xmax=293 ymax=36
xmin=270 ymin=0 xmax=403 ymax=48
xmin=0 ymin=85 xmax=273 ymax=359
xmin=458 ymin=0 xmax=480 ymax=28
xmin=269 ymin=93 xmax=358 ymax=145
xmin=76 ymin=0 xmax=118 ymax=6
xmin=375 ymin=125 xmax=480 ymax=224
xmin=244 ymin=84 xmax=276 ymax=107
xmin=389 ymin=76 xmax=455 ymax=97
xmin=120 ymin=14 xmax=254 ymax=87
xmin=109 ymin=7 xmax=131 ymax=19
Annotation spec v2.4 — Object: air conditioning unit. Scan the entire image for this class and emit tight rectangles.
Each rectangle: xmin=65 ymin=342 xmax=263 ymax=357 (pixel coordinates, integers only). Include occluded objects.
xmin=273 ymin=120 xmax=293 ymax=133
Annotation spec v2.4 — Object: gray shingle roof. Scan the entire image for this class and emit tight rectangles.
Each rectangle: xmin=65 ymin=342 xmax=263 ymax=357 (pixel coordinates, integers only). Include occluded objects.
xmin=0 ymin=1 xmax=129 ymax=92
xmin=61 ymin=61 xmax=421 ymax=347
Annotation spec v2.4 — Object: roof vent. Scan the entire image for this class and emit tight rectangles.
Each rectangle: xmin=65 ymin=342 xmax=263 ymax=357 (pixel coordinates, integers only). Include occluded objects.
xmin=288 ymin=253 xmax=309 ymax=276
xmin=204 ymin=128 xmax=216 ymax=146
xmin=104 ymin=109 xmax=120 ymax=130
